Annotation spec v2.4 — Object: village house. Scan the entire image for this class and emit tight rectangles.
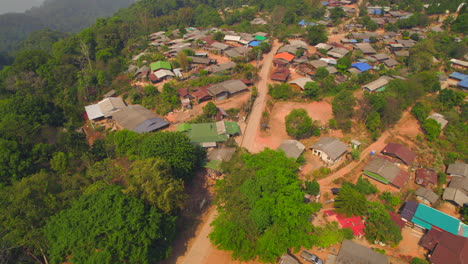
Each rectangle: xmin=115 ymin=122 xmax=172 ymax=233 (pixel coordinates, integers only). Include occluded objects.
xmin=399 ymin=201 xmax=468 ymax=237
xmin=310 ymin=137 xmax=348 ymax=166
xmin=278 ymin=140 xmax=306 ymax=160
xmin=420 ymin=228 xmax=468 ymax=264
xmin=354 ymin=43 xmax=377 ymax=54
xmin=415 ymin=168 xmax=438 ymax=187
xmin=450 ymin=59 xmax=468 ymax=70
xmin=177 ymin=121 xmax=240 ymax=148
xmin=328 ymin=239 xmax=388 ymax=264
xmin=207 ymin=79 xmax=248 ymax=101
xmin=428 ymin=113 xmax=448 ymax=129
xmin=362 ymin=76 xmax=393 ymax=92
xmin=324 ymin=210 xmax=365 ymax=237
xmin=112 ymin=105 xmax=169 ymax=133
xmin=270 ymin=67 xmax=290 ymax=82
xmin=415 ymin=187 xmax=439 ymax=205
xmin=363 ymin=156 xmax=409 ymax=188
xmin=288 ymin=77 xmax=314 ymax=90
xmin=381 ymin=142 xmax=417 ymax=166
xmin=85 ymin=97 xmax=127 ymax=121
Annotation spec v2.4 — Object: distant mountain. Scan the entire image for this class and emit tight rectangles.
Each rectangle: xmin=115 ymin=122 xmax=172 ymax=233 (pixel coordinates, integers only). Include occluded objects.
xmin=0 ymin=0 xmax=136 ymax=53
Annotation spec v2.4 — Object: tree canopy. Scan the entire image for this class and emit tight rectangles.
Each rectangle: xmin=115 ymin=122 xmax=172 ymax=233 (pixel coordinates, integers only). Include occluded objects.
xmin=210 ymin=149 xmax=318 ymax=263
xmin=45 ymin=185 xmax=176 ymax=264
xmin=285 ymin=108 xmax=315 ymax=139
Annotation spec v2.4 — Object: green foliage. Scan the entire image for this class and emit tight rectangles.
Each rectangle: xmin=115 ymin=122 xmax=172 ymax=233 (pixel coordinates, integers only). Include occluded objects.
xmin=422 ymin=118 xmax=441 ymax=141
xmin=408 ymin=40 xmax=435 ymax=73
xmin=350 ymin=149 xmax=360 ymax=161
xmin=410 ymin=258 xmax=429 ymax=264
xmin=210 ymin=149 xmax=315 ymax=263
xmin=45 ymin=185 xmax=176 ymax=264
xmin=437 ymin=172 xmax=447 ymax=186
xmin=123 ymin=158 xmax=186 ymax=214
xmin=304 ymin=179 xmax=320 ymax=195
xmin=365 ymin=202 xmax=402 ymax=245
xmin=194 ymin=5 xmax=223 ymax=27
xmin=438 ymin=89 xmax=464 ymax=110
xmin=366 ymin=111 xmax=381 ymax=132
xmin=379 ymin=191 xmax=401 ymax=211
xmin=335 ymin=184 xmax=367 ymax=216
xmin=303 ymin=81 xmax=320 ymax=99
xmin=285 ymin=108 xmax=314 ymax=139
xmin=139 ymin=132 xmax=205 ymax=180
xmin=411 ymin=102 xmax=431 ymax=123
xmin=315 ymin=67 xmax=329 ymax=80
xmin=305 ymin=25 xmax=328 ymax=45
xmin=313 ymin=167 xmax=332 ymax=179
xmin=311 ymin=222 xmax=353 ymax=248
xmin=332 ymin=90 xmax=355 ymax=131
xmin=269 ymin=83 xmax=295 ymax=100
xmin=203 ymin=102 xmax=218 ymax=117
xmin=343 ymin=176 xmax=378 ymax=195
xmin=330 ymin=7 xmax=346 ymax=23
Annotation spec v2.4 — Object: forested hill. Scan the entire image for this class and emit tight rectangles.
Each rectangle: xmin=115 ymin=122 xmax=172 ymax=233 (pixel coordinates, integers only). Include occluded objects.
xmin=0 ymin=0 xmax=135 ymax=53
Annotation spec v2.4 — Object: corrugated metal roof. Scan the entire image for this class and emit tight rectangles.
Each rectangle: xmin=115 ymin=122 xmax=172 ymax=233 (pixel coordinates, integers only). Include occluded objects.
xmin=414 ymin=203 xmax=462 ymax=236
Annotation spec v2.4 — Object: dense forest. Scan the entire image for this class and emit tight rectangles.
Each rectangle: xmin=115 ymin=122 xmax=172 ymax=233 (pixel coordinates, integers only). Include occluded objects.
xmin=0 ymin=0 xmax=135 ymax=53
xmin=0 ymin=0 xmax=466 ymax=263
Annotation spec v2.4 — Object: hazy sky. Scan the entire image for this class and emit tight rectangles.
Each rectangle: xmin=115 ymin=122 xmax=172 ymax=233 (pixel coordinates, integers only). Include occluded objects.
xmin=0 ymin=0 xmax=45 ymax=14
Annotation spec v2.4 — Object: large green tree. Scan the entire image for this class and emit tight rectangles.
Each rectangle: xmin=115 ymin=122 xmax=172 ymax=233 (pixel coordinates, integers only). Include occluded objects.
xmin=44 ymin=185 xmax=176 ymax=264
xmin=334 ymin=184 xmax=367 ymax=216
xmin=210 ymin=149 xmax=318 ymax=263
xmin=285 ymin=108 xmax=314 ymax=139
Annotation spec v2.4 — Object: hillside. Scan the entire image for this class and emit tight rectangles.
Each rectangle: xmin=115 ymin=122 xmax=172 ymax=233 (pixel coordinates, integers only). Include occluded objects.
xmin=0 ymin=0 xmax=135 ymax=53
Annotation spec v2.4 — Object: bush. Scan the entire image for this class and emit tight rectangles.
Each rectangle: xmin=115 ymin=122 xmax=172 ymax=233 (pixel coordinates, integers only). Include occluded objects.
xmin=285 ymin=109 xmax=314 ymax=139
xmin=269 ymin=83 xmax=295 ymax=100
xmin=351 ymin=149 xmax=360 ymax=160
xmin=304 ymin=179 xmax=320 ymax=195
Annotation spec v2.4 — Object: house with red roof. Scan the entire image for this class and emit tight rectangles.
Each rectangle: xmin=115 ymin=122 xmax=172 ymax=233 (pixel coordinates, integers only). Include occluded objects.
xmin=381 ymin=143 xmax=417 ymax=166
xmin=270 ymin=68 xmax=290 ymax=82
xmin=415 ymin=168 xmax=438 ymax=187
xmin=274 ymin=52 xmax=295 ymax=63
xmin=324 ymin=210 xmax=365 ymax=237
xmin=192 ymin=86 xmax=212 ymax=103
xmin=420 ymin=228 xmax=468 ymax=264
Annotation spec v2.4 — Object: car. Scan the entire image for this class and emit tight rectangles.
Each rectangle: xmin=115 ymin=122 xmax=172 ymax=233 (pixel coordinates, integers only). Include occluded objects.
xmin=300 ymin=250 xmax=323 ymax=264
xmin=331 ymin=188 xmax=340 ymax=195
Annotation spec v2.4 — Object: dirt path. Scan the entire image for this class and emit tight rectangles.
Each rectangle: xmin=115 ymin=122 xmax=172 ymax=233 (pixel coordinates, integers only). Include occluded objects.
xmin=240 ymin=40 xmax=280 ymax=151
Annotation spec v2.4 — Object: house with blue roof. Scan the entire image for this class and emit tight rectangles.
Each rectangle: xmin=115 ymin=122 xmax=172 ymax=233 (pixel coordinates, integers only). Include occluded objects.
xmin=400 ymin=201 xmax=468 ymax=238
xmin=351 ymin=62 xmax=372 ymax=73
xmin=248 ymin=40 xmax=262 ymax=47
xmin=449 ymin=72 xmax=468 ymax=90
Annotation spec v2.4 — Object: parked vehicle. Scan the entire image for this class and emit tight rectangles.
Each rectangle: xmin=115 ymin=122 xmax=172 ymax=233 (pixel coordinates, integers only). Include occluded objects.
xmin=331 ymin=188 xmax=340 ymax=195
xmin=301 ymin=250 xmax=323 ymax=264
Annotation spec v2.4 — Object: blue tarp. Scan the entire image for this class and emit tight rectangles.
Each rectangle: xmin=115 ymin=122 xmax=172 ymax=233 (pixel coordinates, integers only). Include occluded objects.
xmin=351 ymin=62 xmax=372 ymax=72
xmin=248 ymin=40 xmax=262 ymax=47
xmin=372 ymin=9 xmax=382 ymax=15
xmin=349 ymin=39 xmax=358 ymax=43
xmin=449 ymin=71 xmax=468 ymax=81
xmin=321 ymin=1 xmax=328 ymax=5
xmin=363 ymin=39 xmax=371 ymax=42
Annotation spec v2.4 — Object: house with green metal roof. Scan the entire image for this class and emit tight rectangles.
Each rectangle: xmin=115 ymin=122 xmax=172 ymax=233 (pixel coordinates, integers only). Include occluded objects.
xmin=150 ymin=61 xmax=172 ymax=71
xmin=177 ymin=121 xmax=240 ymax=147
xmin=254 ymin=35 xmax=267 ymax=41
xmin=406 ymin=203 xmax=468 ymax=238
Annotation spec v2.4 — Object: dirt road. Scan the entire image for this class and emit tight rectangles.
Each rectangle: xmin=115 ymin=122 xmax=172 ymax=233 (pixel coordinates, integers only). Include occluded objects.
xmin=176 ymin=42 xmax=281 ymax=264
xmin=240 ymin=40 xmax=280 ymax=151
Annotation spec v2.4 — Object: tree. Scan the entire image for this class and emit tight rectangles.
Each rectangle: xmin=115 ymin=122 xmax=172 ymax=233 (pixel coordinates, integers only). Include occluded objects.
xmin=304 ymin=179 xmax=320 ymax=195
xmin=411 ymin=102 xmax=430 ymax=123
xmin=285 ymin=109 xmax=314 ymax=139
xmin=124 ymin=158 xmax=186 ymax=214
xmin=0 ymin=172 xmax=60 ymax=264
xmin=303 ymin=81 xmax=320 ymax=99
xmin=422 ymin=118 xmax=441 ymax=141
xmin=210 ymin=149 xmax=316 ymax=263
xmin=310 ymin=222 xmax=353 ymax=248
xmin=438 ymin=89 xmax=464 ymax=110
xmin=305 ymin=25 xmax=328 ymax=45
xmin=408 ymin=40 xmax=435 ymax=73
xmin=139 ymin=132 xmax=205 ymax=180
xmin=365 ymin=202 xmax=402 ymax=245
xmin=334 ymin=185 xmax=367 ymax=216
xmin=332 ymin=90 xmax=356 ymax=130
xmin=315 ymin=67 xmax=329 ymax=80
xmin=342 ymin=176 xmax=377 ymax=195
xmin=366 ymin=111 xmax=381 ymax=132
xmin=330 ymin=7 xmax=346 ymax=22
xmin=203 ymin=102 xmax=218 ymax=117
xmin=44 ymin=185 xmax=176 ymax=264
xmin=269 ymin=83 xmax=294 ymax=100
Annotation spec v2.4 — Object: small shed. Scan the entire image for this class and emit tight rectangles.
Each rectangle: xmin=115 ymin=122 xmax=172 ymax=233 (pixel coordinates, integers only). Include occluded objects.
xmin=415 ymin=187 xmax=439 ymax=205
xmin=278 ymin=140 xmax=306 ymax=160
